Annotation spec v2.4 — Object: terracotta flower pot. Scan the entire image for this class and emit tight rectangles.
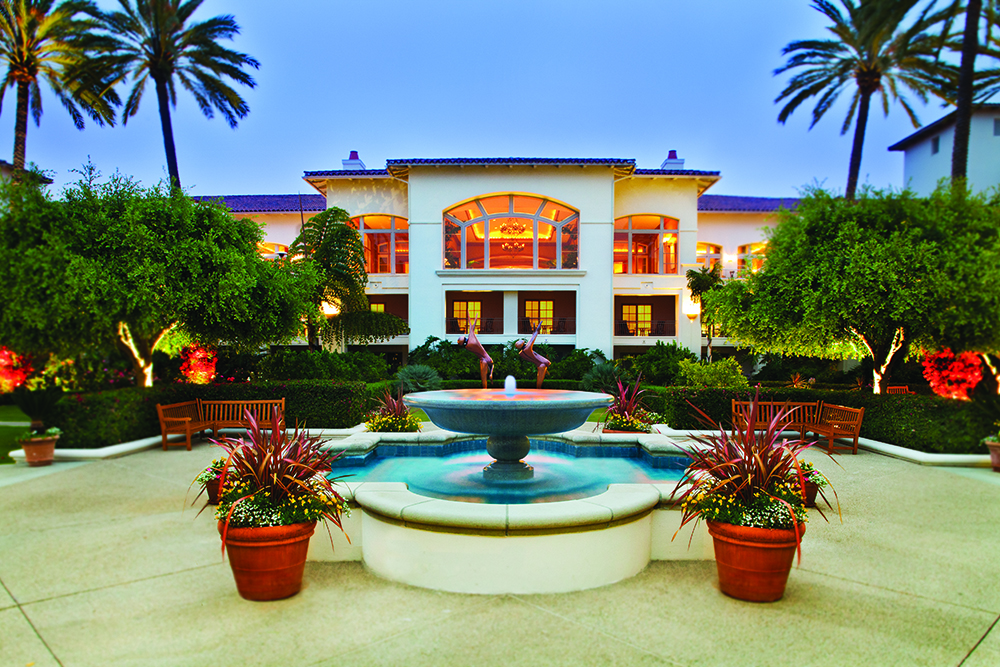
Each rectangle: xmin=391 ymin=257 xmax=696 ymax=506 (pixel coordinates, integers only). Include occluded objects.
xmin=985 ymin=440 xmax=1000 ymax=473
xmin=218 ymin=521 xmax=316 ymax=601
xmin=803 ymin=480 xmax=819 ymax=508
xmin=205 ymin=478 xmax=221 ymax=505
xmin=20 ymin=436 xmax=59 ymax=467
xmin=707 ymin=520 xmax=805 ymax=602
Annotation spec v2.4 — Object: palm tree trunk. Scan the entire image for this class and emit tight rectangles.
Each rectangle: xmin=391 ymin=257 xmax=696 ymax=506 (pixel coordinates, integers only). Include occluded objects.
xmin=12 ymin=81 xmax=29 ymax=172
xmin=845 ymin=90 xmax=872 ymax=201
xmin=154 ymin=76 xmax=181 ymax=190
xmin=952 ymin=0 xmax=981 ymax=184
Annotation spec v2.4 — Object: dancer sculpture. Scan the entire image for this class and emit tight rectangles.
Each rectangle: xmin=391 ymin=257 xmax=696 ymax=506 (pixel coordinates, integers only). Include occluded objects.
xmin=515 ymin=323 xmax=551 ymax=389
xmin=457 ymin=316 xmax=494 ymax=389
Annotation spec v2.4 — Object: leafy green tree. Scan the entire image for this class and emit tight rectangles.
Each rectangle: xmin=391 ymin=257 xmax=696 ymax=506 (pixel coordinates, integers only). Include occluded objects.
xmin=705 ymin=189 xmax=946 ymax=393
xmin=0 ymin=169 xmax=317 ymax=386
xmin=0 ymin=0 xmax=119 ymax=171
xmin=289 ymin=207 xmax=408 ymax=350
xmin=686 ymin=262 xmax=723 ymax=361
xmin=775 ymin=0 xmax=955 ymax=199
xmin=97 ymin=0 xmax=259 ymax=190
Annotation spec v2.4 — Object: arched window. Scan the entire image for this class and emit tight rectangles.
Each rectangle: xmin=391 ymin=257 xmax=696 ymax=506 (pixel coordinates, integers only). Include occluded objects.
xmin=696 ymin=242 xmax=722 ymax=268
xmin=738 ymin=242 xmax=766 ymax=273
xmin=443 ymin=194 xmax=579 ymax=270
xmin=613 ymin=215 xmax=679 ymax=274
xmin=349 ymin=215 xmax=409 ymax=274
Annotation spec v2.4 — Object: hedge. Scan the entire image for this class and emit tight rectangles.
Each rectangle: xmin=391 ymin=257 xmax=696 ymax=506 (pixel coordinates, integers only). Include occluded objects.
xmin=641 ymin=386 xmax=991 ymax=455
xmin=51 ymin=380 xmax=372 ymax=449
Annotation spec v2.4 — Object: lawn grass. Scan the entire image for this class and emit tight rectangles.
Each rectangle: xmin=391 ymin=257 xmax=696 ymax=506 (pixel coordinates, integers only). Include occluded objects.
xmin=0 ymin=425 xmax=24 ymax=464
xmin=587 ymin=408 xmax=607 ymax=422
xmin=0 ymin=404 xmax=28 ymax=422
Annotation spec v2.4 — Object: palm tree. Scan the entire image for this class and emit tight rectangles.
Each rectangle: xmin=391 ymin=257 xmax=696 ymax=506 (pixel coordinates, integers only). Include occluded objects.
xmin=0 ymin=0 xmax=119 ymax=172
xmin=686 ymin=263 xmax=723 ymax=362
xmin=775 ymin=0 xmax=956 ymax=200
xmin=289 ymin=208 xmax=408 ymax=350
xmin=98 ymin=0 xmax=259 ymax=190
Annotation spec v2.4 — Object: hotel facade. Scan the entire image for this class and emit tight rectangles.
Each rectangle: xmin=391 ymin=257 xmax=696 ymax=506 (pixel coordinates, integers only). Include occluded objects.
xmin=207 ymin=152 xmax=798 ymax=360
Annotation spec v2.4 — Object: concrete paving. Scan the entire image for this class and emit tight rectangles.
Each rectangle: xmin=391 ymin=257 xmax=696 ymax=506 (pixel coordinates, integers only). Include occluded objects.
xmin=0 ymin=439 xmax=998 ymax=667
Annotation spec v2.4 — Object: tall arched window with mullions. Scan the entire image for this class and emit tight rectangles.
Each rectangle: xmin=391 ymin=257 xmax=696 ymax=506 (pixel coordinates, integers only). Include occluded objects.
xmin=443 ymin=194 xmax=579 ymax=270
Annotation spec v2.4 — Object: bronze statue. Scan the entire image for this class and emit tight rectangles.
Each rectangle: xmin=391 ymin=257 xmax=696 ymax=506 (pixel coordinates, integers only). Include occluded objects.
xmin=457 ymin=316 xmax=493 ymax=389
xmin=515 ymin=323 xmax=550 ymax=389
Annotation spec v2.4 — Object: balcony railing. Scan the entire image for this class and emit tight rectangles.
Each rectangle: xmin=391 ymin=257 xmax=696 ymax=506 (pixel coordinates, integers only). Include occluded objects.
xmin=615 ymin=320 xmax=676 ymax=337
xmin=446 ymin=317 xmax=503 ymax=335
xmin=518 ymin=317 xmax=576 ymax=335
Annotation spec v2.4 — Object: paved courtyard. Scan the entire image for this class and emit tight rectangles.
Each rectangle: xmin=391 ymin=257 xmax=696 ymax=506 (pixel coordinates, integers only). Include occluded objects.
xmin=1 ymin=441 xmax=998 ymax=667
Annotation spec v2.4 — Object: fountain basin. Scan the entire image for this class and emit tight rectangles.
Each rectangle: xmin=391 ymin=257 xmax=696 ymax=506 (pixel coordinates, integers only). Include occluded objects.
xmin=311 ymin=427 xmax=715 ymax=594
xmin=403 ymin=389 xmax=613 ymax=437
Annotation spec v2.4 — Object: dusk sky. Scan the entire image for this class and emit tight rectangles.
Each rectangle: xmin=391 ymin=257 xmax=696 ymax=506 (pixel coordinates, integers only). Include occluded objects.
xmin=0 ymin=0 xmax=965 ymax=199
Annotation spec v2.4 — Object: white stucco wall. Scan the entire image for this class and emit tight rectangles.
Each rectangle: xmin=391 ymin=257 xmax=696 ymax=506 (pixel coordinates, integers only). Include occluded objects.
xmin=325 ymin=177 xmax=408 ymax=217
xmin=406 ymin=165 xmax=617 ymax=356
xmin=235 ymin=212 xmax=309 ymax=247
xmin=901 ymin=112 xmax=1000 ymax=195
xmin=696 ymin=211 xmax=779 ymax=278
xmin=613 ymin=176 xmax=703 ymax=354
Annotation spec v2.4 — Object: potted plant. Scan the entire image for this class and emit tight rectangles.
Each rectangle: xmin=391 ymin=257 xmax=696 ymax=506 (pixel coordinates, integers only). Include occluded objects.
xmin=12 ymin=383 xmax=64 ymax=467
xmin=798 ymin=461 xmax=829 ymax=507
xmin=193 ymin=458 xmax=227 ymax=505
xmin=17 ymin=426 xmax=62 ymax=467
xmin=602 ymin=375 xmax=653 ymax=433
xmin=213 ymin=408 xmax=349 ymax=601
xmin=983 ymin=423 xmax=1000 ymax=473
xmin=672 ymin=392 xmax=838 ymax=602
xmin=366 ymin=388 xmax=422 ymax=433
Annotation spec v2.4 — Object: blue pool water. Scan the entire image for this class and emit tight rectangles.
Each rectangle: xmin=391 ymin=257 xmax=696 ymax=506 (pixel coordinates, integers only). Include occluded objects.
xmin=329 ymin=439 xmax=688 ymax=504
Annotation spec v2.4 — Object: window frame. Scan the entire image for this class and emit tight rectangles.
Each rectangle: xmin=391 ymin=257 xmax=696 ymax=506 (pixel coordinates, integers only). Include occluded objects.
xmin=613 ymin=214 xmax=679 ymax=275
xmin=443 ymin=194 xmax=580 ymax=270
xmin=350 ymin=214 xmax=409 ymax=274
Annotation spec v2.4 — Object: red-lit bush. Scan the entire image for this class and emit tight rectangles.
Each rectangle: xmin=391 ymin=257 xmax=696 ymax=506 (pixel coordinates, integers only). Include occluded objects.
xmin=180 ymin=344 xmax=217 ymax=385
xmin=0 ymin=346 xmax=32 ymax=393
xmin=922 ymin=349 xmax=982 ymax=401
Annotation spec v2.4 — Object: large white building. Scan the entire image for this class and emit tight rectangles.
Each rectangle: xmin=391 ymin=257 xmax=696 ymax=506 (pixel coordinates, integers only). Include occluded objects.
xmin=204 ymin=151 xmax=796 ymax=360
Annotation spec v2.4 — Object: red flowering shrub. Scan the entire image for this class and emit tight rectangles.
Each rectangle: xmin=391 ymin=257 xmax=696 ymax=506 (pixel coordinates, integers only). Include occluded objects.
xmin=0 ymin=346 xmax=32 ymax=393
xmin=922 ymin=349 xmax=982 ymax=401
xmin=180 ymin=344 xmax=217 ymax=384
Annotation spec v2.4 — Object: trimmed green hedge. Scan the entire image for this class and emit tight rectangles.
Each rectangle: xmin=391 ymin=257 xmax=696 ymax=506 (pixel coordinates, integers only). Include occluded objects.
xmin=52 ymin=380 xmax=372 ymax=449
xmin=641 ymin=386 xmax=991 ymax=455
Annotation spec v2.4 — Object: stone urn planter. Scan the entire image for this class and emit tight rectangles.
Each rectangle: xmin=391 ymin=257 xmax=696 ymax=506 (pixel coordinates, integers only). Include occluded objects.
xmin=707 ymin=521 xmax=805 ymax=602
xmin=985 ymin=440 xmax=1000 ymax=473
xmin=219 ymin=521 xmax=316 ymax=601
xmin=19 ymin=434 xmax=59 ymax=467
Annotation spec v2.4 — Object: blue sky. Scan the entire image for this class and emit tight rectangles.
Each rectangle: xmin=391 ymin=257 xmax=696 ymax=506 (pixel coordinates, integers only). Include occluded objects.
xmin=0 ymin=0 xmax=959 ymax=198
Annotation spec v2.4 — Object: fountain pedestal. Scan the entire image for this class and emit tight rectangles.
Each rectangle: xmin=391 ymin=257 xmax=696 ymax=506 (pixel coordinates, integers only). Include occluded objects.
xmin=484 ymin=434 xmax=534 ymax=480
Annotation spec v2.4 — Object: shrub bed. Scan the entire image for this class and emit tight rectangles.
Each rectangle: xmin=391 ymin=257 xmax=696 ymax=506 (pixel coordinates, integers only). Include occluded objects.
xmin=51 ymin=380 xmax=371 ymax=449
xmin=642 ymin=386 xmax=991 ymax=455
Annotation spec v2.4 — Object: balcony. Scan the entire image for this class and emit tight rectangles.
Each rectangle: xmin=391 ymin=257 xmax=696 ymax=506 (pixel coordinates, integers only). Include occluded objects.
xmin=614 ymin=320 xmax=676 ymax=337
xmin=446 ymin=317 xmax=503 ymax=335
xmin=518 ymin=317 xmax=576 ymax=335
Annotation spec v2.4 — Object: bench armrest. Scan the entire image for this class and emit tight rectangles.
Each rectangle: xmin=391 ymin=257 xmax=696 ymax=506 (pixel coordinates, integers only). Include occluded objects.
xmin=161 ymin=417 xmax=193 ymax=423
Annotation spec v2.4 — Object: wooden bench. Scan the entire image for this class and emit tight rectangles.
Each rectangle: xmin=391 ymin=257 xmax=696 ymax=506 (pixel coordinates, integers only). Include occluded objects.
xmin=199 ymin=399 xmax=285 ymax=431
xmin=886 ymin=385 xmax=915 ymax=395
xmin=731 ymin=399 xmax=821 ymax=435
xmin=156 ymin=398 xmax=285 ymax=451
xmin=156 ymin=400 xmax=216 ymax=451
xmin=801 ymin=403 xmax=865 ymax=455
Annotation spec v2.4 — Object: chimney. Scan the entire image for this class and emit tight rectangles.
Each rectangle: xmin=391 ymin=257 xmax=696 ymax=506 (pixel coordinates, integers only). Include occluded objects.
xmin=342 ymin=150 xmax=366 ymax=170
xmin=660 ymin=150 xmax=685 ymax=170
